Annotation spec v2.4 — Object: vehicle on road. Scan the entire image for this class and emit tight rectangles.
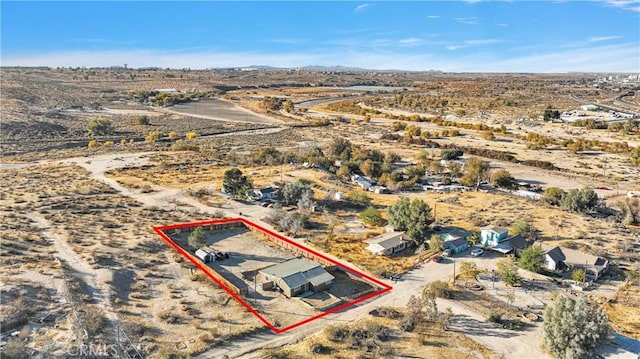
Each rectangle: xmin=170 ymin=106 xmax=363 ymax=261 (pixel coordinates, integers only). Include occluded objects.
xmin=471 ymin=248 xmax=484 ymax=257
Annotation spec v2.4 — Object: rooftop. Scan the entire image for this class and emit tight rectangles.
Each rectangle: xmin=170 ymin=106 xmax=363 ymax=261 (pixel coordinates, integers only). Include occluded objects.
xmin=364 ymin=231 xmax=410 ymax=249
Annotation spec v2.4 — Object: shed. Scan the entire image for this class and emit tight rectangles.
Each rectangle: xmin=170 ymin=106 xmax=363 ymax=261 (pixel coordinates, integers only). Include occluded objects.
xmin=195 ymin=248 xmax=214 ymax=263
xmin=444 ymin=238 xmax=468 ymax=254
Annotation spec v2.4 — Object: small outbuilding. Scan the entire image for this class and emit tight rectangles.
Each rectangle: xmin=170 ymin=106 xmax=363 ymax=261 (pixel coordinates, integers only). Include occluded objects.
xmin=443 ymin=238 xmax=468 ymax=254
xmin=195 ymin=248 xmax=215 ymax=263
xmin=480 ymin=226 xmax=509 ymax=247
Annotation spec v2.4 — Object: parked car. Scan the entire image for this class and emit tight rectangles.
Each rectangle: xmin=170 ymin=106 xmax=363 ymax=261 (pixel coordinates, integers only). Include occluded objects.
xmin=471 ymin=248 xmax=484 ymax=257
xmin=431 ymin=255 xmax=443 ymax=263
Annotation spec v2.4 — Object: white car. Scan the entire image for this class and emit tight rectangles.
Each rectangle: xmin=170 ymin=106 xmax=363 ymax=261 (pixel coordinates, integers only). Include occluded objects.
xmin=470 ymin=248 xmax=484 ymax=257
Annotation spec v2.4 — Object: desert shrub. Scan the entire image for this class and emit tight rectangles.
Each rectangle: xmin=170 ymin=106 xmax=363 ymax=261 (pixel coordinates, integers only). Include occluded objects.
xmin=168 ymin=131 xmax=178 ymax=139
xmin=488 ymin=311 xmax=502 ymax=323
xmin=81 ymin=306 xmax=108 ymax=337
xmin=543 ymin=187 xmax=565 ymax=206
xmin=459 ymin=261 xmax=479 ymax=278
xmin=145 ymin=130 xmax=161 ymax=143
xmin=188 ymin=227 xmax=206 ymax=249
xmin=135 ymin=115 xmax=150 ymax=125
xmin=521 ymin=159 xmax=559 ymax=170
xmin=360 ymin=207 xmax=384 ymax=226
xmin=1 ymin=338 xmax=29 ymax=359
xmin=481 ymin=130 xmax=496 ymax=141
xmin=490 ymin=169 xmax=514 ymax=188
xmin=561 ymin=188 xmax=598 ymax=212
xmin=88 ymin=140 xmax=99 ymax=148
xmin=441 ymin=148 xmax=463 ymax=160
xmin=572 ymin=268 xmax=586 ymax=282
xmin=87 ymin=118 xmax=114 ymax=136
xmin=185 ymin=131 xmax=198 ymax=140
xmin=425 ymin=280 xmax=452 ymax=298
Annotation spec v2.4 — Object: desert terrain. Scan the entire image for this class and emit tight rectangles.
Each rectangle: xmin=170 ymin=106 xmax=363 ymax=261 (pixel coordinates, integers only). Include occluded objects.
xmin=1 ymin=67 xmax=639 ymax=358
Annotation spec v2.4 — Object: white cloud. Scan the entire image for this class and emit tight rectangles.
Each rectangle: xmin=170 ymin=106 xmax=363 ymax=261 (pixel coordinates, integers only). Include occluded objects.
xmin=464 ymin=39 xmax=502 ymax=45
xmin=455 ymin=17 xmax=479 ymax=25
xmin=353 ymin=3 xmax=371 ymax=13
xmin=587 ymin=35 xmax=622 ymax=42
xmin=2 ymin=42 xmax=637 ymax=73
xmin=427 ymin=15 xmax=441 ymax=19
xmin=495 ymin=23 xmax=509 ymax=27
xmin=599 ymin=0 xmax=640 ymax=12
xmin=399 ymin=38 xmax=422 ymax=46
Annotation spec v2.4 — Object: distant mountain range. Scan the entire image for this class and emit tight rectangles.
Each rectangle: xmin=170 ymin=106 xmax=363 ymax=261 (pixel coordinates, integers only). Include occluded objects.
xmin=225 ymin=65 xmax=443 ymax=73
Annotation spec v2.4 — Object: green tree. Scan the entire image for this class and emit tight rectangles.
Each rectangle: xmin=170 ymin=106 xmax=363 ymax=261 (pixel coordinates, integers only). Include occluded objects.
xmin=387 ymin=198 xmax=434 ymax=244
xmin=222 ymin=168 xmax=253 ymax=199
xmin=428 ymin=234 xmax=444 ymax=251
xmin=330 ymin=137 xmax=353 ymax=161
xmin=510 ymin=218 xmax=536 ymax=239
xmin=460 ymin=157 xmax=490 ymax=190
xmin=282 ymin=179 xmax=312 ymax=205
xmin=518 ymin=246 xmax=545 ymax=273
xmin=496 ymin=258 xmax=521 ymax=286
xmin=360 ymin=159 xmax=381 ymax=179
xmin=543 ymin=295 xmax=609 ymax=359
xmin=188 ymin=227 xmax=206 ymax=249
xmin=360 ymin=207 xmax=384 ymax=226
xmin=561 ymin=188 xmax=598 ymax=212
xmin=490 ymin=169 xmax=514 ymax=188
xmin=387 ymin=197 xmax=411 ymax=231
xmin=87 ymin=118 xmax=114 ymax=136
xmin=406 ymin=199 xmax=434 ymax=244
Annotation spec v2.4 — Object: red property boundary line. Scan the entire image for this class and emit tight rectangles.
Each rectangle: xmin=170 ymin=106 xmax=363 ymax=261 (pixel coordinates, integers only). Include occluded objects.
xmin=153 ymin=217 xmax=392 ymax=334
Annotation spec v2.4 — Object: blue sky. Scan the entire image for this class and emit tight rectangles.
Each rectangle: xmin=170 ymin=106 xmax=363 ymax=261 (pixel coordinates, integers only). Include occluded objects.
xmin=1 ymin=1 xmax=639 ymax=72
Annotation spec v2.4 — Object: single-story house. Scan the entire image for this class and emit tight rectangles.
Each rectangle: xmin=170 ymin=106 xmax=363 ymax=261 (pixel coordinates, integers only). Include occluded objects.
xmin=541 ymin=244 xmax=609 ymax=280
xmin=351 ymin=174 xmax=376 ymax=190
xmin=440 ymin=227 xmax=471 ymax=242
xmin=364 ymin=232 xmax=412 ymax=256
xmin=258 ymin=258 xmax=335 ymax=297
xmin=480 ymin=226 xmax=509 ymax=247
xmin=195 ymin=248 xmax=214 ymax=263
xmin=250 ymin=186 xmax=279 ymax=201
xmin=506 ymin=234 xmax=529 ymax=256
xmin=444 ymin=238 xmax=468 ymax=254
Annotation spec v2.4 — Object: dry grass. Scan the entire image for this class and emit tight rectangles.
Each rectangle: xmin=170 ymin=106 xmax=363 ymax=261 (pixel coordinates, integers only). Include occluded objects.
xmin=605 ymin=279 xmax=640 ymax=340
xmin=263 ymin=315 xmax=499 ymax=359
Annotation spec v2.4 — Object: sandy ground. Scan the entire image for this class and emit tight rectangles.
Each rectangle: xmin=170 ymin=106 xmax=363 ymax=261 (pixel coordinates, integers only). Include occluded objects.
xmin=165 ymin=98 xmax=284 ymax=125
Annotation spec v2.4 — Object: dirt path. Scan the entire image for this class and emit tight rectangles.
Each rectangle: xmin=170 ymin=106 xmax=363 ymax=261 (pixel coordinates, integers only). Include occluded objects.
xmin=25 ymin=213 xmax=121 ymax=335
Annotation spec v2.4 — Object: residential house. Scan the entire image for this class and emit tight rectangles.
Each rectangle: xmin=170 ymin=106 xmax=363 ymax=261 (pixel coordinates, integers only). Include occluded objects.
xmin=444 ymin=238 xmax=469 ymax=254
xmin=250 ymin=186 xmax=279 ymax=201
xmin=440 ymin=227 xmax=471 ymax=242
xmin=480 ymin=226 xmax=509 ymax=247
xmin=351 ymin=174 xmax=376 ymax=191
xmin=364 ymin=232 xmax=412 ymax=256
xmin=258 ymin=258 xmax=335 ymax=298
xmin=541 ymin=244 xmax=610 ymax=280
xmin=505 ymin=234 xmax=529 ymax=257
xmin=492 ymin=234 xmax=530 ymax=256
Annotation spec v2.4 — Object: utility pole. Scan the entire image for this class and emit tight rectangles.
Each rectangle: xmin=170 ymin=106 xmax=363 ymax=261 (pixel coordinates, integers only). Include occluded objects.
xmin=452 ymin=261 xmax=456 ymax=285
